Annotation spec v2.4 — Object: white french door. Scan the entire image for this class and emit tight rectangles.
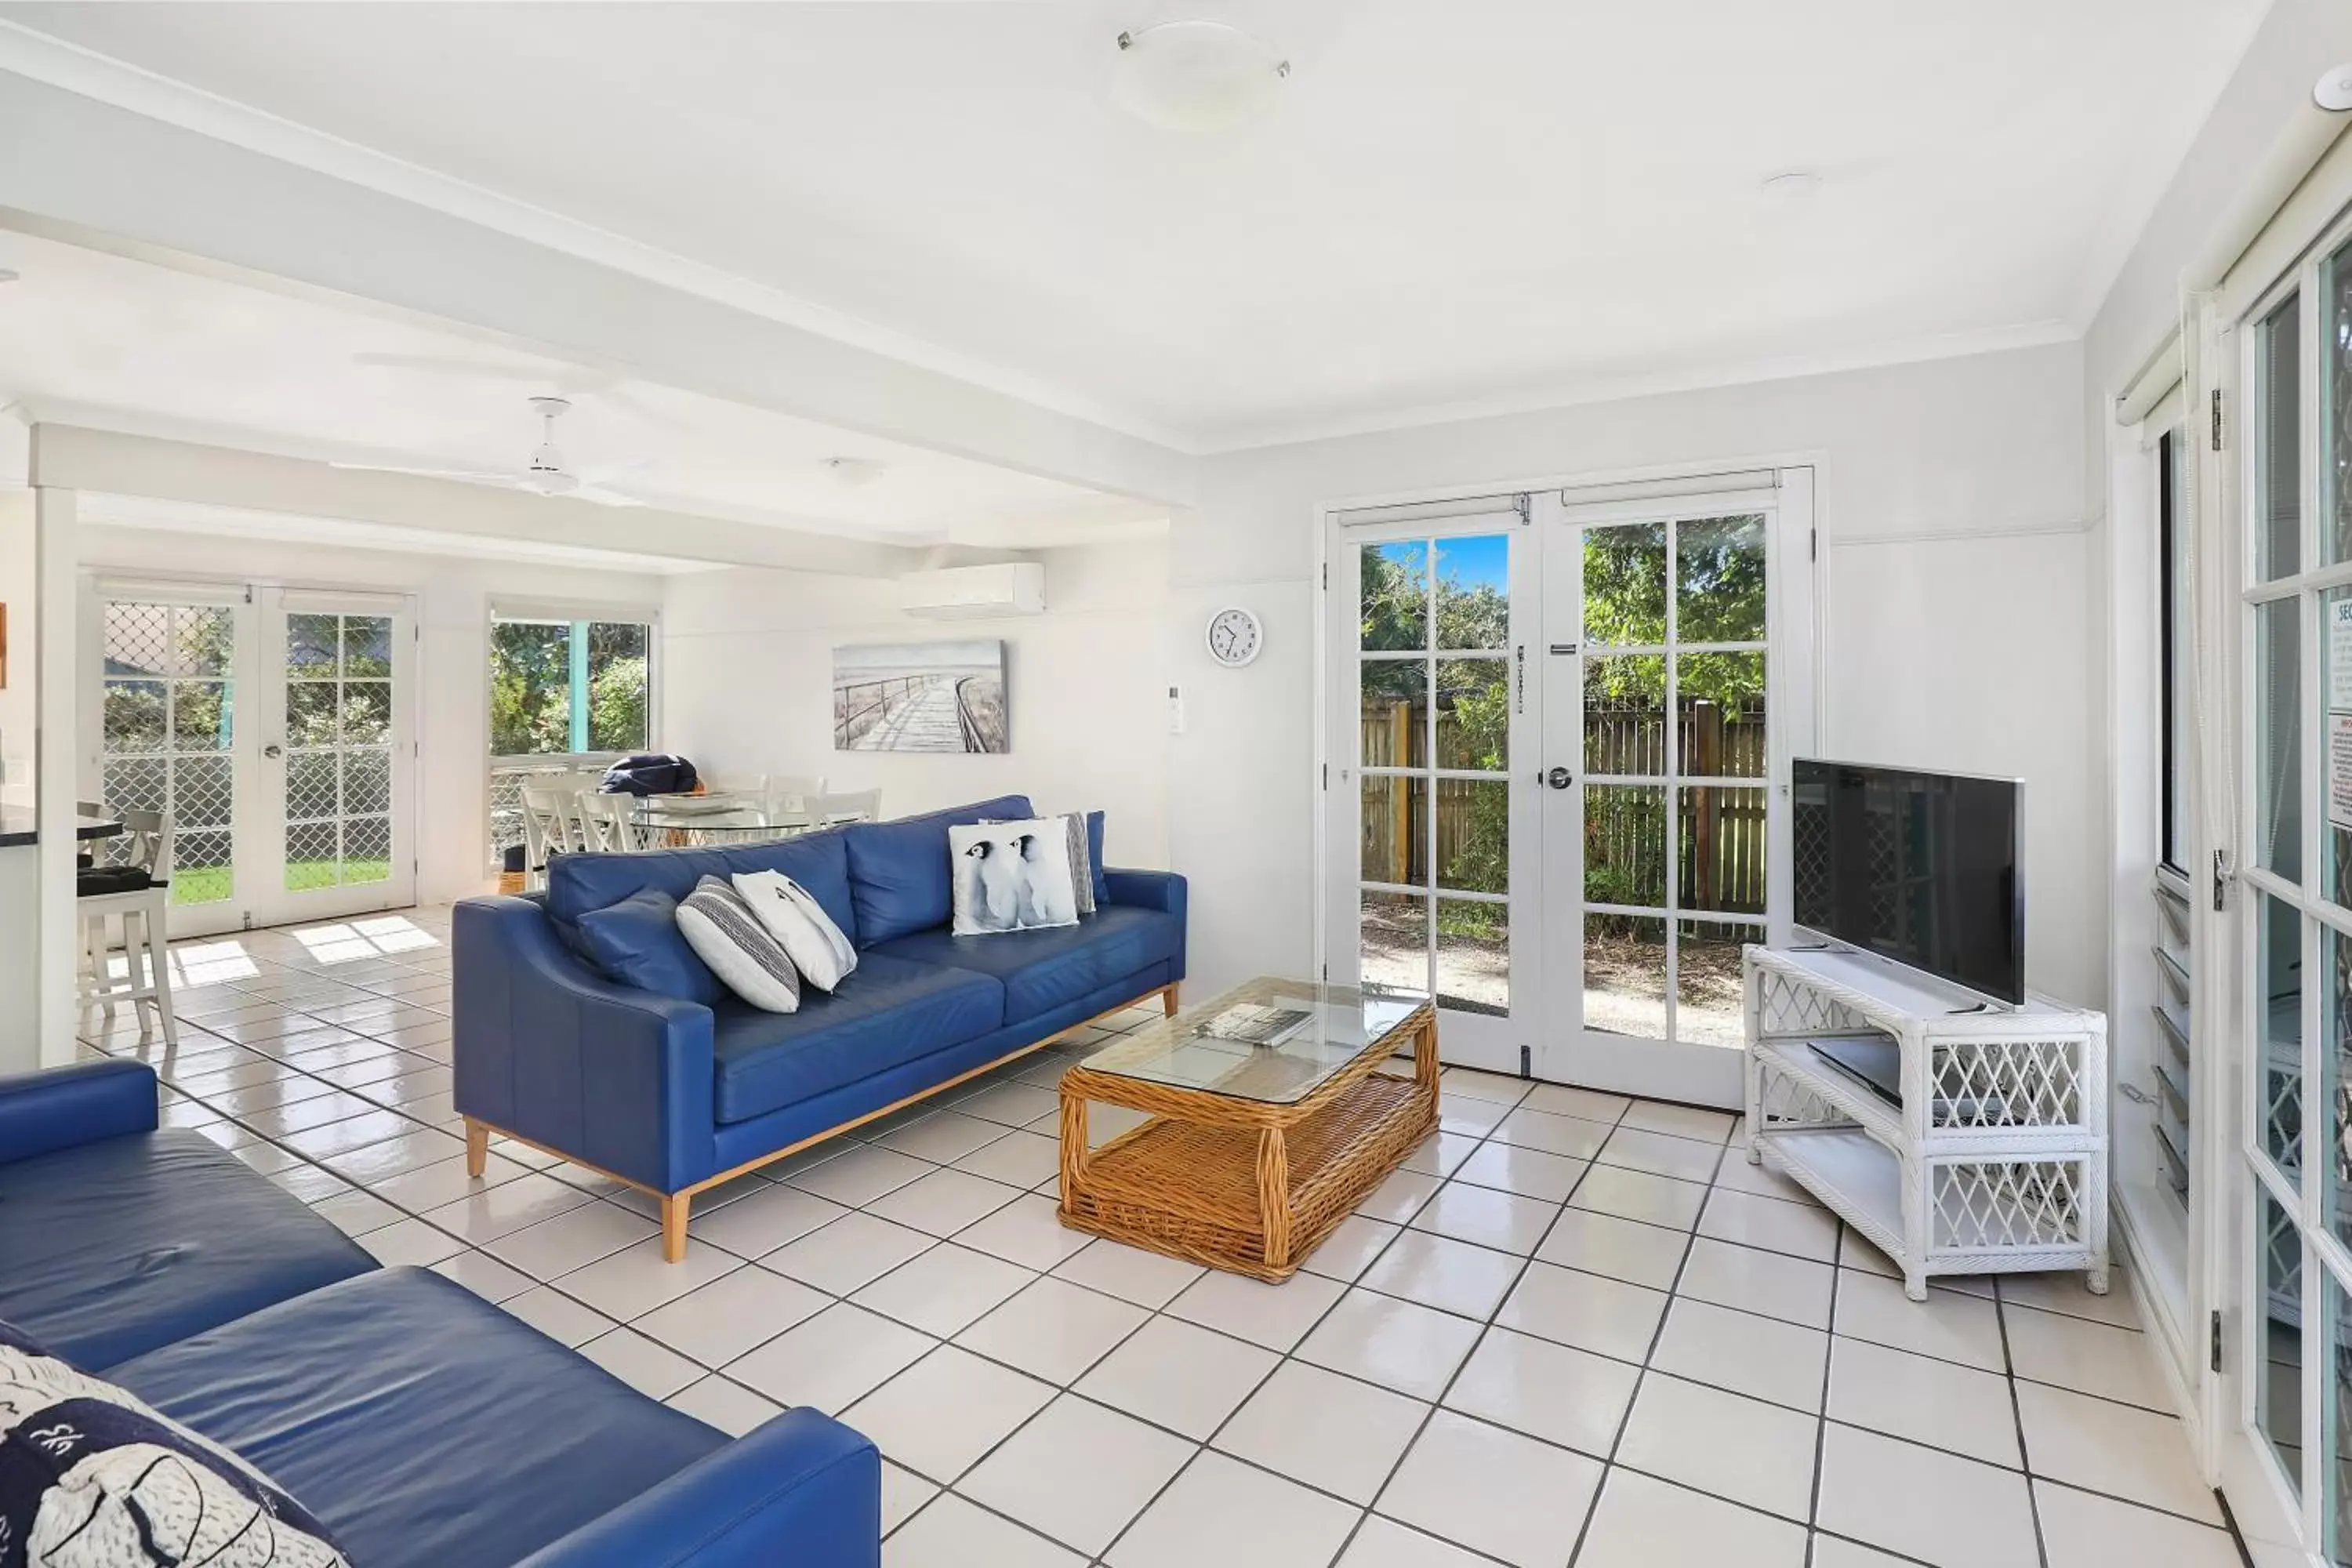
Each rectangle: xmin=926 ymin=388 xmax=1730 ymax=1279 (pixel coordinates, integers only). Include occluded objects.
xmin=1321 ymin=472 xmax=1814 ymax=1104
xmin=91 ymin=582 xmax=416 ymax=935
xmin=1535 ymin=477 xmax=1813 ymax=1106
xmin=2219 ymin=212 xmax=2352 ymax=1568
xmin=1324 ymin=506 xmax=1537 ymax=1075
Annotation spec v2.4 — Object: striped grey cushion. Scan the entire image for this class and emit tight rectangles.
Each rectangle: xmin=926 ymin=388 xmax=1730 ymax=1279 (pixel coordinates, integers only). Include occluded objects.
xmin=676 ymin=875 xmax=802 ymax=1012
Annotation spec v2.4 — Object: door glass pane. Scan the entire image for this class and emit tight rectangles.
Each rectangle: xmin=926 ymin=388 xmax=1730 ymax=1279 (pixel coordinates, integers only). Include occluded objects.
xmin=1360 ymin=775 xmax=1426 ymax=888
xmin=1436 ymin=899 xmax=1507 ymax=1016
xmin=2330 ymin=1271 xmax=2352 ymax=1565
xmin=1584 ymin=523 xmax=1668 ymax=646
xmin=2259 ymin=1186 xmax=2305 ymax=1498
xmin=2161 ymin=430 xmax=2191 ymax=870
xmin=1361 ymin=660 xmax=1427 ymax=768
xmin=1434 ymin=660 xmax=1508 ymax=769
xmin=1676 ymin=920 xmax=1756 ymax=1047
xmin=1361 ymin=890 xmax=1428 ymax=996
xmin=2259 ymin=598 xmax=2303 ymax=880
xmin=1434 ymin=535 xmax=1508 ymax=652
xmin=2260 ymin=292 xmax=2303 ymax=582
xmin=1585 ymin=785 xmax=1667 ymax=909
xmin=1675 ymin=514 xmax=1767 ymax=642
xmin=1586 ymin=655 xmax=1665 ymax=776
xmin=1357 ymin=531 xmax=1514 ymax=1020
xmin=2330 ymin=586 xmax=2352 ymax=909
xmin=99 ymin=601 xmax=237 ymax=909
xmin=1436 ymin=779 xmax=1507 ymax=895
xmin=2325 ymin=241 xmax=2352 ymax=566
xmin=1361 ymin=542 xmax=1428 ymax=652
xmin=2332 ymin=923 xmax=2352 ymax=1252
xmin=285 ymin=613 xmax=396 ymax=894
xmin=1679 ymin=786 xmax=1767 ymax=916
xmin=1586 ymin=913 xmax=1668 ymax=1039
xmin=2264 ymin=893 xmax=2305 ymax=1181
xmin=1678 ymin=653 xmax=1766 ymax=779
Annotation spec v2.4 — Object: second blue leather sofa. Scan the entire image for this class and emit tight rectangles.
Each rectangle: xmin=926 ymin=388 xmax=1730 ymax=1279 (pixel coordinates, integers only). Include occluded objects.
xmin=453 ymin=795 xmax=1187 ymax=1258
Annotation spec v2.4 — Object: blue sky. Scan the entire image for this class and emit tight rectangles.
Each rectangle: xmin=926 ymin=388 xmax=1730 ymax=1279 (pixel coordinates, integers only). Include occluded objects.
xmin=1438 ymin=534 xmax=1508 ymax=593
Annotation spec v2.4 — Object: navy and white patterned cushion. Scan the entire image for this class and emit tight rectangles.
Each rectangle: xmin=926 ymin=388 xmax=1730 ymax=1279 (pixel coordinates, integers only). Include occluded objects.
xmin=0 ymin=1319 xmax=348 ymax=1566
xmin=676 ymin=874 xmax=804 ymax=1012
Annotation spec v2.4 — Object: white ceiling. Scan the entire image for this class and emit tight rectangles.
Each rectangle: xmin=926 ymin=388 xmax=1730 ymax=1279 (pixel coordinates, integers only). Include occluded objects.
xmin=0 ymin=0 xmax=2270 ymax=449
xmin=0 ymin=226 xmax=1158 ymax=549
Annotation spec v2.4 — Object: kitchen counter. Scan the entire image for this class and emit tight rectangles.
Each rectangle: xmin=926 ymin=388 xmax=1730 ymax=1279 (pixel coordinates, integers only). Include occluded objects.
xmin=0 ymin=808 xmax=128 ymax=848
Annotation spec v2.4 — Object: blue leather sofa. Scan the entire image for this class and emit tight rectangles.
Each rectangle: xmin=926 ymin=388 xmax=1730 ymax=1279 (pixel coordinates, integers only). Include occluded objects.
xmin=453 ymin=795 xmax=1188 ymax=1259
xmin=0 ymin=1058 xmax=881 ymax=1567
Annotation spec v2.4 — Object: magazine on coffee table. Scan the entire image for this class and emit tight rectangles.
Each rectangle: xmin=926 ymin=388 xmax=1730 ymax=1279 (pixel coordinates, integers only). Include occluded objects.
xmin=1196 ymin=1003 xmax=1314 ymax=1048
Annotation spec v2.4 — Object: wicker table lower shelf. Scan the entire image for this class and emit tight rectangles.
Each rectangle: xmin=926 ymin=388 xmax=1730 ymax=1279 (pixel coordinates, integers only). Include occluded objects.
xmin=1058 ymin=990 xmax=1438 ymax=1282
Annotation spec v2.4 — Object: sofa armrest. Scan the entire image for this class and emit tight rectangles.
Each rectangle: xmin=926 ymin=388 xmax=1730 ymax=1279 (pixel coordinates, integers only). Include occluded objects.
xmin=453 ymin=896 xmax=717 ymax=1192
xmin=0 ymin=1059 xmax=158 ymax=1166
xmin=1104 ymin=867 xmax=1186 ymax=918
xmin=515 ymin=1408 xmax=879 ymax=1568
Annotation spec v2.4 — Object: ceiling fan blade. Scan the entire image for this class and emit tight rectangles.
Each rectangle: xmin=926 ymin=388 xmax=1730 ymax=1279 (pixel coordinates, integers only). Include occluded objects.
xmin=329 ymin=459 xmax=523 ymax=485
xmin=569 ymin=484 xmax=645 ymax=509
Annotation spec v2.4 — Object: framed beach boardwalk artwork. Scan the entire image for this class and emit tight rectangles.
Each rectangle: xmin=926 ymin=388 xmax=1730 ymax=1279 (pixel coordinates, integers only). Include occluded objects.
xmin=832 ymin=639 xmax=1009 ymax=753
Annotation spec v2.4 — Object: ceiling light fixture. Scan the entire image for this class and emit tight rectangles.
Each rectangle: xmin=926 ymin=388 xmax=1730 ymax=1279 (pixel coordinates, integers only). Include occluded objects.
xmin=1112 ymin=20 xmax=1289 ymax=133
xmin=2318 ymin=64 xmax=2352 ymax=112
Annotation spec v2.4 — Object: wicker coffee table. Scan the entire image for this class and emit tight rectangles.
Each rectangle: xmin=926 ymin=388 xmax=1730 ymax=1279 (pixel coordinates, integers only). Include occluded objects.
xmin=1057 ymin=977 xmax=1437 ymax=1281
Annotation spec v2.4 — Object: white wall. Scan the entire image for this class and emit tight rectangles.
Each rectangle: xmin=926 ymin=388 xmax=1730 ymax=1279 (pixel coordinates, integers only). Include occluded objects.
xmin=660 ymin=539 xmax=1171 ymax=870
xmin=76 ymin=523 xmax=667 ymax=905
xmin=1173 ymin=340 xmax=2102 ymax=1007
xmin=0 ymin=492 xmax=33 ymax=793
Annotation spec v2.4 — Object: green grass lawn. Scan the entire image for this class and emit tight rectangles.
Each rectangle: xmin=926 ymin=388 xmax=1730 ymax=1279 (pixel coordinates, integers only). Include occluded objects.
xmin=171 ymin=861 xmax=390 ymax=906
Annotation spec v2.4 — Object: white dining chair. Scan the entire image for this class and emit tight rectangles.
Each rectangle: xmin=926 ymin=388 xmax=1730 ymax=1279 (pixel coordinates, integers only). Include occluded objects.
xmin=579 ymin=790 xmax=648 ymax=852
xmin=764 ymin=775 xmax=827 ymax=815
xmin=518 ymin=785 xmax=579 ymax=887
xmin=808 ymin=788 xmax=882 ymax=826
xmin=78 ymin=807 xmax=178 ymax=1046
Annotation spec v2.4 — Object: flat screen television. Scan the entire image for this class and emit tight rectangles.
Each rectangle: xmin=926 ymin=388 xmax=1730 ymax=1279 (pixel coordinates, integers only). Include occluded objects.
xmin=1791 ymin=759 xmax=2024 ymax=1005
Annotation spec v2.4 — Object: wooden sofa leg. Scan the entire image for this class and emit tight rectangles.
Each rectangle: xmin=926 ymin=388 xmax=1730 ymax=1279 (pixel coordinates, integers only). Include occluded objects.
xmin=464 ymin=1118 xmax=489 ymax=1178
xmin=662 ymin=1193 xmax=691 ymax=1263
xmin=1163 ymin=984 xmax=1180 ymax=1018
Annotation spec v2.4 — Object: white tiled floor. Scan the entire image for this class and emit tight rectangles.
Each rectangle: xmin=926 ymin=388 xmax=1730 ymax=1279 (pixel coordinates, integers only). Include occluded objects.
xmin=96 ymin=907 xmax=2242 ymax=1568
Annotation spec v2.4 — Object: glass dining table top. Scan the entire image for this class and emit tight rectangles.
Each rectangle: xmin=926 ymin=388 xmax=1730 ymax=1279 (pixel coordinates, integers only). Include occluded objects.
xmin=625 ymin=793 xmax=847 ymax=840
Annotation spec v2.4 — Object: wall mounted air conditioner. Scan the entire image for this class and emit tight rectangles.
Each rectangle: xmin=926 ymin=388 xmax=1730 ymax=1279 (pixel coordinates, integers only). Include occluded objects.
xmin=898 ymin=562 xmax=1046 ymax=619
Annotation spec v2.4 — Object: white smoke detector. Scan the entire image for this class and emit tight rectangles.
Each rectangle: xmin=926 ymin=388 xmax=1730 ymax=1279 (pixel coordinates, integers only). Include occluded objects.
xmin=2318 ymin=64 xmax=2352 ymax=112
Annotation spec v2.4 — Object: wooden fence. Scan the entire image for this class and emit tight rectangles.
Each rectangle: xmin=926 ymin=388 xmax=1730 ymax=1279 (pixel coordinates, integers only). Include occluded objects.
xmin=1361 ymin=700 xmax=1766 ymax=913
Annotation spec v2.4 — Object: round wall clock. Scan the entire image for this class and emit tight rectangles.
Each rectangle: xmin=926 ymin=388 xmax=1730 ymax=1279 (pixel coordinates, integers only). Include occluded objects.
xmin=1204 ymin=605 xmax=1263 ymax=668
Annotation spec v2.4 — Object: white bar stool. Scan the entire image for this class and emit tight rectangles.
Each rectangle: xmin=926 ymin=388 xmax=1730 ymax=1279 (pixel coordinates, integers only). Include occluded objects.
xmin=78 ymin=807 xmax=179 ymax=1046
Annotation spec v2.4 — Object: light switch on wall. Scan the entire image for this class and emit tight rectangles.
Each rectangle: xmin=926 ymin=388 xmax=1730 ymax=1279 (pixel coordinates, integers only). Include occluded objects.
xmin=1167 ymin=684 xmax=1185 ymax=735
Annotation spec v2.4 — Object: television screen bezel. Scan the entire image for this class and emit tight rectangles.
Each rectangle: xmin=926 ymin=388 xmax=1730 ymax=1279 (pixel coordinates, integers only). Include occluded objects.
xmin=1790 ymin=757 xmax=2027 ymax=1008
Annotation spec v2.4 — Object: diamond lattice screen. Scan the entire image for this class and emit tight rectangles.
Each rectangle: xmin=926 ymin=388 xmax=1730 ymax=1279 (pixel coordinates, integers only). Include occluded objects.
xmin=100 ymin=601 xmax=235 ymax=905
xmin=283 ymin=613 xmax=394 ymax=892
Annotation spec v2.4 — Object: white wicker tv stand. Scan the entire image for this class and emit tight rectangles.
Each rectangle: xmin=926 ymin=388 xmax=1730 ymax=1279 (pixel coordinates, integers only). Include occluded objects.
xmin=1743 ymin=945 xmax=2109 ymax=1302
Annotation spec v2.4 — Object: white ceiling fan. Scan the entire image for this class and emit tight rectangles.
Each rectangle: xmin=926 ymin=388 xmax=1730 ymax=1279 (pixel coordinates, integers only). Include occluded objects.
xmin=332 ymin=395 xmax=647 ymax=506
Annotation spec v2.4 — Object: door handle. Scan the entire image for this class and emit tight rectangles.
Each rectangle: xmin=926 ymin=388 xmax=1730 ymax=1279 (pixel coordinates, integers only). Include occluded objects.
xmin=263 ymin=744 xmax=283 ymax=760
xmin=1545 ymin=767 xmax=1573 ymax=789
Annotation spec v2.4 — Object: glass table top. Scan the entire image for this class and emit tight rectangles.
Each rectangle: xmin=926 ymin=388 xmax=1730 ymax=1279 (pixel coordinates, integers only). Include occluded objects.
xmin=626 ymin=793 xmax=858 ymax=840
xmin=1075 ymin=977 xmax=1428 ymax=1105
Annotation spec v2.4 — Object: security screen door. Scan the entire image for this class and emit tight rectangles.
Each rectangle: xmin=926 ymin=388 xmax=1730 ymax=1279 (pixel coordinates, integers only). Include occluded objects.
xmin=93 ymin=583 xmax=416 ymax=933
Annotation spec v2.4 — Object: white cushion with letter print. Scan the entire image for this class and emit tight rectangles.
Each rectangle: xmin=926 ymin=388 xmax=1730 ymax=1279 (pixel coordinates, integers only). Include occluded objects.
xmin=733 ymin=869 xmax=858 ymax=991
xmin=949 ymin=819 xmax=1080 ymax=935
